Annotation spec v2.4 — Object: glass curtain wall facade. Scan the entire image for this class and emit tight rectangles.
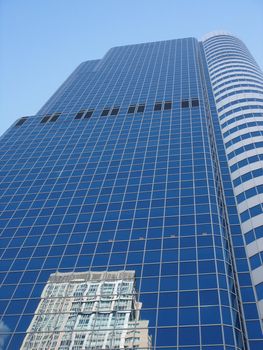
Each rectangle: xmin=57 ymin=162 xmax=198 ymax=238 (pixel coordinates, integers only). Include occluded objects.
xmin=0 ymin=33 xmax=262 ymax=350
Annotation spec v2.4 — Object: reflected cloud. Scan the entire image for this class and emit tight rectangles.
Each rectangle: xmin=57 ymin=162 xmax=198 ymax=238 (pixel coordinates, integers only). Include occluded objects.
xmin=0 ymin=321 xmax=9 ymax=350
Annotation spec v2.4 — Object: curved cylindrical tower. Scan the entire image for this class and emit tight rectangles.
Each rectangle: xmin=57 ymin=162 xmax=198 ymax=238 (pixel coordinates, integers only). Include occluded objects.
xmin=203 ymin=32 xmax=263 ymax=319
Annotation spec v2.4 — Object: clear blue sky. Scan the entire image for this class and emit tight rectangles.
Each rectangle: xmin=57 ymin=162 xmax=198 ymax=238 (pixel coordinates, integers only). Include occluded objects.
xmin=1 ymin=0 xmax=262 ymax=136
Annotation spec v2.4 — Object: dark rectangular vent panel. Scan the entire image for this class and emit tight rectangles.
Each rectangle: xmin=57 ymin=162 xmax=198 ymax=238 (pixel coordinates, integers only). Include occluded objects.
xmin=15 ymin=118 xmax=27 ymax=127
xmin=154 ymin=102 xmax=162 ymax=111
xmin=191 ymin=99 xmax=199 ymax=107
xmin=181 ymin=100 xmax=189 ymax=108
xmin=101 ymin=109 xmax=110 ymax=116
xmin=41 ymin=115 xmax=51 ymax=123
xmin=110 ymin=108 xmax=119 ymax=116
xmin=84 ymin=110 xmax=94 ymax=119
xmin=164 ymin=101 xmax=172 ymax=110
xmin=137 ymin=104 xmax=145 ymax=113
xmin=128 ymin=106 xmax=136 ymax=114
xmin=49 ymin=113 xmax=61 ymax=122
xmin=75 ymin=111 xmax=85 ymax=119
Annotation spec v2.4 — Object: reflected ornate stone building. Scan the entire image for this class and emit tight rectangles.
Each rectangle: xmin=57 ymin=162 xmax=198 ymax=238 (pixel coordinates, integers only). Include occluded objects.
xmin=21 ymin=271 xmax=151 ymax=349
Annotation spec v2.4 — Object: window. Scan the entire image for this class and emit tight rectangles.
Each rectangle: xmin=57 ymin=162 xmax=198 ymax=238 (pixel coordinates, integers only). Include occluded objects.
xmin=88 ymin=284 xmax=98 ymax=295
xmin=191 ymin=99 xmax=199 ymax=107
xmin=115 ymin=299 xmax=130 ymax=311
xmin=99 ymin=300 xmax=112 ymax=311
xmin=94 ymin=314 xmax=110 ymax=328
xmin=137 ymin=104 xmax=145 ymax=113
xmin=74 ymin=283 xmax=88 ymax=297
xmin=15 ymin=117 xmax=27 ymax=126
xmin=101 ymin=282 xmax=115 ymax=295
xmin=49 ymin=113 xmax=61 ymax=122
xmin=128 ymin=105 xmax=136 ymax=114
xmin=110 ymin=107 xmax=119 ymax=116
xmin=164 ymin=101 xmax=172 ymax=110
xmin=117 ymin=282 xmax=132 ymax=294
xmin=65 ymin=315 xmax=77 ymax=331
xmin=115 ymin=313 xmax=126 ymax=326
xmin=101 ymin=108 xmax=110 ymax=116
xmin=77 ymin=314 xmax=91 ymax=329
xmin=71 ymin=302 xmax=82 ymax=312
xmin=154 ymin=102 xmax=162 ymax=111
xmin=41 ymin=115 xmax=51 ymax=123
xmin=84 ymin=110 xmax=94 ymax=118
xmin=256 ymin=281 xmax=263 ymax=299
xmin=181 ymin=100 xmax=189 ymax=108
xmin=83 ymin=301 xmax=94 ymax=312
xmin=75 ymin=111 xmax=85 ymax=119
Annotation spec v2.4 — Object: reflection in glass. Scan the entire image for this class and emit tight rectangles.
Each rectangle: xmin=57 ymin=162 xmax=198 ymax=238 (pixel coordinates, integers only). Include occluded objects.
xmin=20 ymin=270 xmax=151 ymax=349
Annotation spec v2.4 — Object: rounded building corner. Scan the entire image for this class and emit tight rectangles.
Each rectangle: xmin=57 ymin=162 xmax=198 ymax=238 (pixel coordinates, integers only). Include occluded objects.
xmin=201 ymin=30 xmax=234 ymax=42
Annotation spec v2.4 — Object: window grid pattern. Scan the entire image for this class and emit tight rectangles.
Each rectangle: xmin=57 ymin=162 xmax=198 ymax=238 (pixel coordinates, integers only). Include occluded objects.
xmin=0 ymin=36 xmax=261 ymax=349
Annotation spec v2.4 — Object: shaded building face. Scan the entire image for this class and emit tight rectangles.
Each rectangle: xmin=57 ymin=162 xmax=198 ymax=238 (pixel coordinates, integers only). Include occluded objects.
xmin=0 ymin=33 xmax=262 ymax=349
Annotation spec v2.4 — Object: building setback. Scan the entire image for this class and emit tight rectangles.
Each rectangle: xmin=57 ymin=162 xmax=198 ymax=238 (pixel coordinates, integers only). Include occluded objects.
xmin=0 ymin=32 xmax=262 ymax=349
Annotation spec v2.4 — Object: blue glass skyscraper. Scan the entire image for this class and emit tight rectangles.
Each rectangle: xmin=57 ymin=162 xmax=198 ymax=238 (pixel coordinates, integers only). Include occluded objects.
xmin=0 ymin=32 xmax=262 ymax=349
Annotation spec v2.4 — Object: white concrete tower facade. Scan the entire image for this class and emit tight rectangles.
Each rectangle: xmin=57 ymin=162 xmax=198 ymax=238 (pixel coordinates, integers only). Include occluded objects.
xmin=203 ymin=32 xmax=263 ymax=320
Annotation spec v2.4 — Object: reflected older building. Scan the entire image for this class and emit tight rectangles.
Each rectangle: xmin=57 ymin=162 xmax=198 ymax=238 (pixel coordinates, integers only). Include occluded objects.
xmin=21 ymin=270 xmax=151 ymax=349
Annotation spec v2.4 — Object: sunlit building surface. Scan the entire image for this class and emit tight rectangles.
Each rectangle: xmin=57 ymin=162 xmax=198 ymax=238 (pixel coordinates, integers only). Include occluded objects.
xmin=0 ymin=32 xmax=262 ymax=349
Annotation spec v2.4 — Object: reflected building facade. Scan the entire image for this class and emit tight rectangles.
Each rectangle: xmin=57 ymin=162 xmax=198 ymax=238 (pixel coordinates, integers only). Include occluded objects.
xmin=0 ymin=32 xmax=263 ymax=349
xmin=21 ymin=270 xmax=151 ymax=349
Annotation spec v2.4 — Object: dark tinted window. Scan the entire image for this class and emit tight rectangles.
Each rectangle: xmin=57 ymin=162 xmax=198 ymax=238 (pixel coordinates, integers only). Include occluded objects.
xmin=84 ymin=110 xmax=94 ymax=119
xmin=41 ymin=115 xmax=51 ymax=123
xmin=128 ymin=106 xmax=136 ymax=114
xmin=191 ymin=99 xmax=199 ymax=107
xmin=101 ymin=109 xmax=110 ymax=116
xmin=164 ymin=101 xmax=172 ymax=110
xmin=154 ymin=102 xmax=162 ymax=111
xmin=15 ymin=118 xmax=27 ymax=127
xmin=137 ymin=104 xmax=145 ymax=113
xmin=110 ymin=108 xmax=119 ymax=116
xmin=75 ymin=111 xmax=85 ymax=119
xmin=181 ymin=100 xmax=189 ymax=108
xmin=50 ymin=113 xmax=61 ymax=122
